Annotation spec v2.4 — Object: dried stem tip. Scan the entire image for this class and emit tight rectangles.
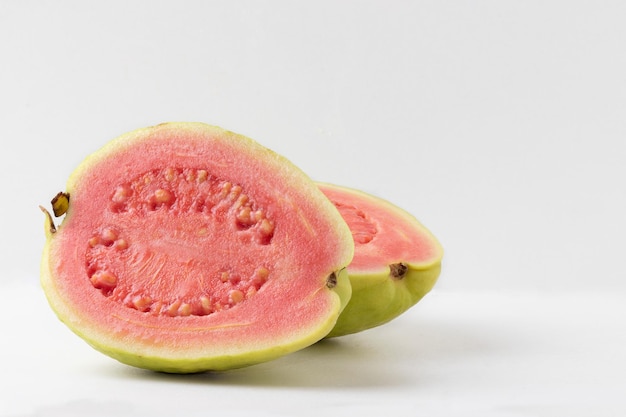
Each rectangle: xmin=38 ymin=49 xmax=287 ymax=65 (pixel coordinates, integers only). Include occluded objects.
xmin=389 ymin=262 xmax=409 ymax=279
xmin=326 ymin=272 xmax=338 ymax=288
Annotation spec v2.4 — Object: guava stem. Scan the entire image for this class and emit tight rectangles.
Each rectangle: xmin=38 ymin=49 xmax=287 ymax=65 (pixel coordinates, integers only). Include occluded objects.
xmin=39 ymin=205 xmax=56 ymax=234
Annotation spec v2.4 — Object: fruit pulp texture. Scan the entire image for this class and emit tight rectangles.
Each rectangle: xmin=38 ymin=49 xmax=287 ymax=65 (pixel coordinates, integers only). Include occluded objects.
xmin=86 ymin=168 xmax=276 ymax=317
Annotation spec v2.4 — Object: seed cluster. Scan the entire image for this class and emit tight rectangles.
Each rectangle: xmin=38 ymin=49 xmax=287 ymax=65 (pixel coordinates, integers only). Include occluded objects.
xmin=84 ymin=168 xmax=275 ymax=316
xmin=333 ymin=202 xmax=377 ymax=244
xmin=109 ymin=168 xmax=275 ymax=244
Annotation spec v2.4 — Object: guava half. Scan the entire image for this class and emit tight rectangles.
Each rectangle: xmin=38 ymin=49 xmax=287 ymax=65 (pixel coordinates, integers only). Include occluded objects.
xmin=318 ymin=183 xmax=442 ymax=338
xmin=40 ymin=122 xmax=353 ymax=373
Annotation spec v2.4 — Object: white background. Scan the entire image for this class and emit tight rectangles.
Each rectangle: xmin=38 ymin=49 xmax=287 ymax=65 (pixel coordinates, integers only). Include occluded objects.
xmin=1 ymin=1 xmax=625 ymax=416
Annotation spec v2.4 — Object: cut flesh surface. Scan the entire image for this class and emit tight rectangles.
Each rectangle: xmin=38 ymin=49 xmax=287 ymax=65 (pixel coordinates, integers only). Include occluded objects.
xmin=41 ymin=123 xmax=353 ymax=372
xmin=318 ymin=183 xmax=442 ymax=337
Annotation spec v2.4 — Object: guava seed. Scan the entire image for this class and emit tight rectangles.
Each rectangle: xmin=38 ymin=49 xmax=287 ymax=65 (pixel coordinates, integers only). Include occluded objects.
xmin=90 ymin=270 xmax=118 ymax=290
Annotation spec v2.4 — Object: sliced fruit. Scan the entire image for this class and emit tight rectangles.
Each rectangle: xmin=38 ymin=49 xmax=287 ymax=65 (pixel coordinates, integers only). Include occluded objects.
xmin=318 ymin=183 xmax=442 ymax=337
xmin=40 ymin=122 xmax=353 ymax=373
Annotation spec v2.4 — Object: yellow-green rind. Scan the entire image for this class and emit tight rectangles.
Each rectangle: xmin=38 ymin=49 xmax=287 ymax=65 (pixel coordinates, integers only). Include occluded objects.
xmin=326 ymin=262 xmax=440 ymax=338
xmin=41 ymin=240 xmax=351 ymax=372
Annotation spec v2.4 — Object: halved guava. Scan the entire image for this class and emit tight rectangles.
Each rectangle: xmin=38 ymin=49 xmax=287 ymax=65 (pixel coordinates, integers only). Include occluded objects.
xmin=318 ymin=183 xmax=442 ymax=338
xmin=40 ymin=122 xmax=353 ymax=373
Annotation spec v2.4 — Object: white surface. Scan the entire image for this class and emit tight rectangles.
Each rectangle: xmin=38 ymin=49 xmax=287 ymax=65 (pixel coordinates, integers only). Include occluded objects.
xmin=1 ymin=1 xmax=626 ymax=416
xmin=2 ymin=284 xmax=626 ymax=416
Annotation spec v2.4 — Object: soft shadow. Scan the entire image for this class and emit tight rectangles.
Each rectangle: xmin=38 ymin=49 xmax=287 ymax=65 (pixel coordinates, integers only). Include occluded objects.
xmin=3 ymin=399 xmax=138 ymax=417
xmin=101 ymin=313 xmax=501 ymax=389
xmin=109 ymin=337 xmax=400 ymax=389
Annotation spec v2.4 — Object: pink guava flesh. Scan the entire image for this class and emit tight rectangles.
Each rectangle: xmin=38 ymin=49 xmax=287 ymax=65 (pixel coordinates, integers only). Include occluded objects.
xmin=318 ymin=184 xmax=441 ymax=275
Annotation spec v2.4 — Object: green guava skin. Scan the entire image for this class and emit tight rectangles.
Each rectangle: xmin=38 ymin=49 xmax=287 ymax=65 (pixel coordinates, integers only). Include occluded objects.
xmin=326 ymin=262 xmax=441 ymax=338
xmin=318 ymin=183 xmax=443 ymax=338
